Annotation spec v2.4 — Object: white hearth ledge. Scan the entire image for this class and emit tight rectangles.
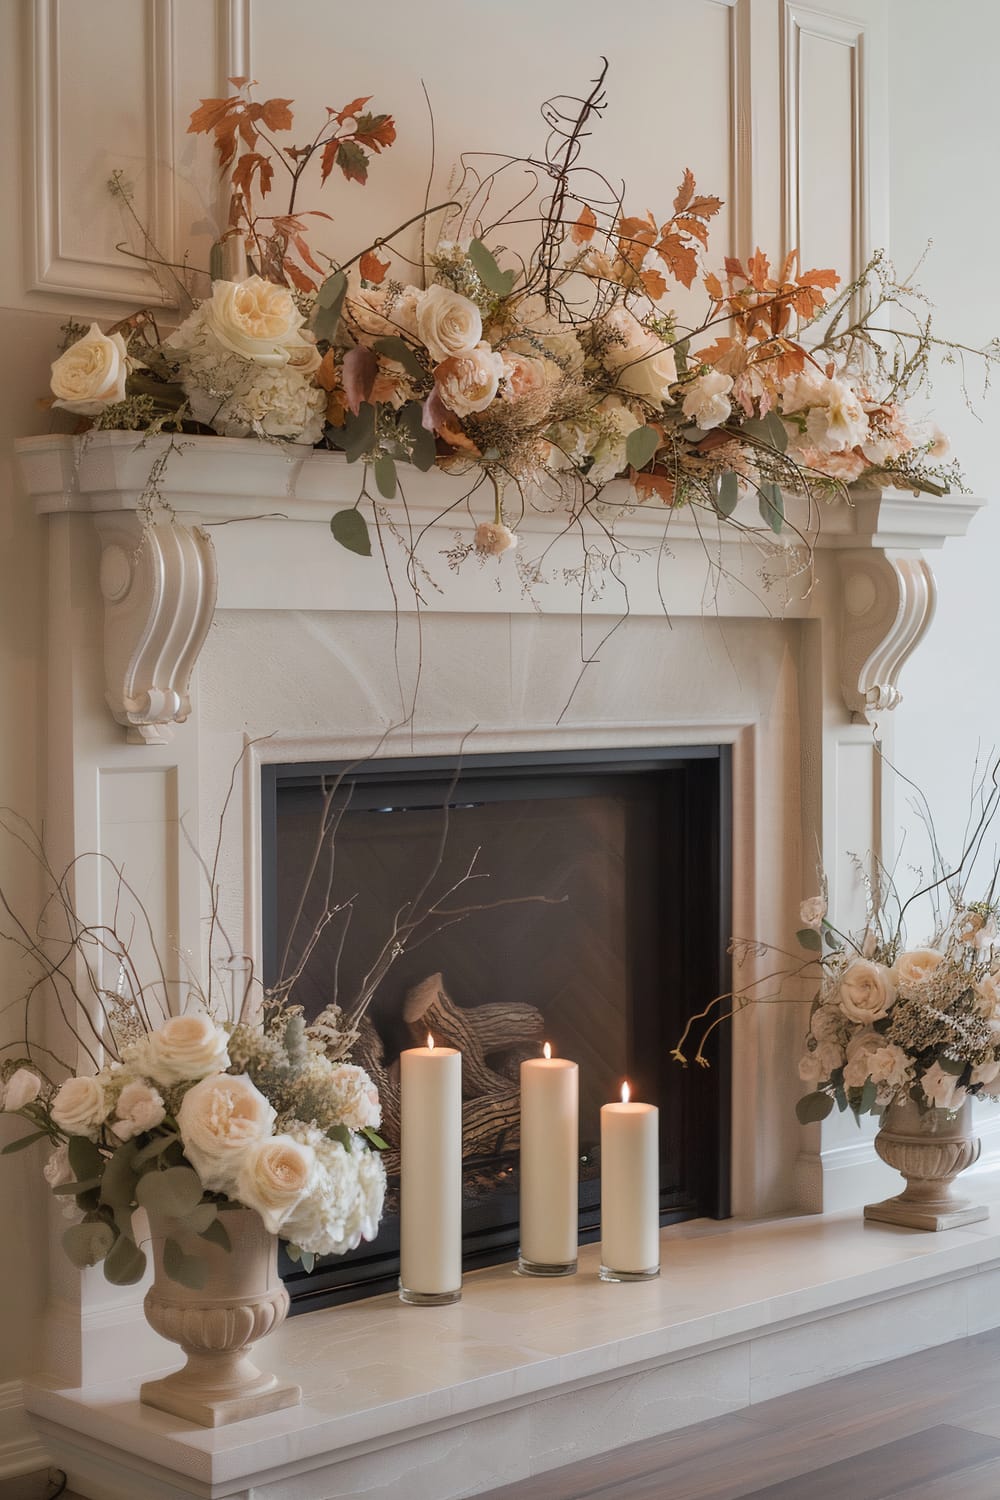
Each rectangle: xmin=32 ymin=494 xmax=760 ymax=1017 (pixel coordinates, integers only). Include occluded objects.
xmin=25 ymin=1181 xmax=1000 ymax=1500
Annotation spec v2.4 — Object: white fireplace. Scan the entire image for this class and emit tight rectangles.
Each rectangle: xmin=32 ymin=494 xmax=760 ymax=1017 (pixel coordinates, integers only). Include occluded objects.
xmin=13 ymin=430 xmax=997 ymax=1499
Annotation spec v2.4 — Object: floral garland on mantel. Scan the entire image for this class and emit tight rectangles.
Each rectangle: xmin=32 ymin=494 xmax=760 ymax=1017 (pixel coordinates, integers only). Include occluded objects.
xmin=45 ymin=64 xmax=993 ymax=594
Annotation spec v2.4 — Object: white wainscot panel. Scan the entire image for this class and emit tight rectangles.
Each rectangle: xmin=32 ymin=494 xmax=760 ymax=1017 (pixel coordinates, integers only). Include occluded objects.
xmin=784 ymin=3 xmax=866 ymax=281
xmin=27 ymin=0 xmax=224 ymax=305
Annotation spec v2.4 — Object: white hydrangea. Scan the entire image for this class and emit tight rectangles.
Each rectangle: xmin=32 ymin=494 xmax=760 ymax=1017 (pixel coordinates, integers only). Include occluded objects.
xmin=282 ymin=1126 xmax=386 ymax=1257
xmin=167 ymin=310 xmax=326 ymax=445
xmin=327 ymin=1063 xmax=382 ymax=1131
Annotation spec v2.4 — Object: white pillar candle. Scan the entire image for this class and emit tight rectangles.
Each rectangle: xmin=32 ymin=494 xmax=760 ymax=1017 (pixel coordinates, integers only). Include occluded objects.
xmin=600 ymin=1082 xmax=660 ymax=1282
xmin=399 ymin=1036 xmax=463 ymax=1305
xmin=518 ymin=1044 xmax=579 ymax=1276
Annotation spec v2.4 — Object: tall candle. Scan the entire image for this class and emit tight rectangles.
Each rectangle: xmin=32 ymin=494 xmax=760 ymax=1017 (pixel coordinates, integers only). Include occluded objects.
xmin=518 ymin=1044 xmax=579 ymax=1276
xmin=399 ymin=1035 xmax=462 ymax=1305
xmin=599 ymin=1082 xmax=660 ymax=1282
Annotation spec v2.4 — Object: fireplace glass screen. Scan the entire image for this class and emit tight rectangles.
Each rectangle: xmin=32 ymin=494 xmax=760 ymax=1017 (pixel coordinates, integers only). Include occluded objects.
xmin=261 ymin=747 xmax=731 ymax=1310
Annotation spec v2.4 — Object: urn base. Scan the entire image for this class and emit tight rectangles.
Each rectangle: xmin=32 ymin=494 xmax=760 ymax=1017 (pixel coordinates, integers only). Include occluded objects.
xmin=140 ymin=1369 xmax=302 ymax=1428
xmin=863 ymin=1195 xmax=988 ymax=1231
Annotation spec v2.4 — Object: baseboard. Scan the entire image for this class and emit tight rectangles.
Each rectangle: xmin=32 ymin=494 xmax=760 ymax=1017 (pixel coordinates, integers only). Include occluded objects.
xmin=0 ymin=1384 xmax=48 ymax=1482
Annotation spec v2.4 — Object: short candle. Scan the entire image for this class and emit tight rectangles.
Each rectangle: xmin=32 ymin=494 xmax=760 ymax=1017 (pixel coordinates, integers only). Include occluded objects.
xmin=599 ymin=1081 xmax=660 ymax=1282
xmin=399 ymin=1033 xmax=463 ymax=1305
xmin=518 ymin=1042 xmax=579 ymax=1277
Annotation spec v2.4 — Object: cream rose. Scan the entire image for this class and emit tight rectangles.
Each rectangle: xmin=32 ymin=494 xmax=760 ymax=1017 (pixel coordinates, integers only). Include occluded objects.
xmin=3 ymin=1069 xmax=41 ymax=1111
xmin=328 ymin=1064 xmax=382 ymax=1131
xmin=838 ymin=959 xmax=896 ymax=1024
xmin=809 ymin=1005 xmax=845 ymax=1044
xmin=682 ymin=371 xmax=733 ymax=431
xmin=112 ymin=1081 xmax=166 ymax=1142
xmin=892 ymin=949 xmax=944 ymax=990
xmin=501 ymin=352 xmax=549 ymax=401
xmin=50 ymin=324 xmax=130 ymax=415
xmin=867 ymin=1043 xmax=910 ymax=1090
xmin=177 ymin=1073 xmax=276 ymax=1192
xmin=51 ymin=1076 xmax=107 ymax=1137
xmin=415 ymin=285 xmax=483 ymax=362
xmin=842 ymin=1030 xmax=883 ymax=1088
xmin=203 ymin=276 xmax=306 ymax=366
xmin=235 ymin=1135 xmax=316 ymax=1234
xmin=799 ymin=896 xmax=828 ymax=931
xmin=434 ymin=343 xmax=505 ymax=415
xmin=976 ymin=970 xmax=1000 ymax=1021
xmin=142 ymin=1014 xmax=231 ymax=1086
xmin=920 ymin=1061 xmax=965 ymax=1112
xmin=475 ymin=521 xmax=518 ymax=556
xmin=601 ymin=305 xmax=677 ymax=406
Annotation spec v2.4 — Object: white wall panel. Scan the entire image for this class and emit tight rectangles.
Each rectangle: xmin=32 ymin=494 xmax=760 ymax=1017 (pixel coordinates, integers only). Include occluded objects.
xmin=783 ymin=4 xmax=867 ymax=283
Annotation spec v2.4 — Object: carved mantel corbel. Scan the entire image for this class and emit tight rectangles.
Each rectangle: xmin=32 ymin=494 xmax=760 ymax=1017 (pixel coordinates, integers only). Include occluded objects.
xmin=93 ymin=512 xmax=217 ymax=745
xmin=836 ymin=548 xmax=937 ymax=722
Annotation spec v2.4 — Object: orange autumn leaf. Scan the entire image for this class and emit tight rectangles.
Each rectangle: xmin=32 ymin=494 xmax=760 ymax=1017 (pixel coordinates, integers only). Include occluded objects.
xmin=315 ymin=350 xmax=339 ymax=392
xmin=695 ymin=338 xmax=750 ymax=376
xmin=188 ymin=97 xmax=237 ymax=136
xmin=353 ymin=112 xmax=396 ymax=152
xmin=673 ymin=168 xmax=695 ymax=214
xmin=654 ymin=233 xmax=698 ymax=289
xmin=260 ymin=98 xmax=294 ymax=131
xmin=283 ymin=258 xmax=317 ymax=293
xmin=359 ymin=249 xmax=390 ymax=284
xmin=674 ymin=215 xmax=709 ymax=246
xmin=292 ymin=233 xmax=325 ymax=276
xmin=724 ymin=255 xmax=747 ymax=282
xmin=617 ymin=213 xmax=656 ymax=269
xmin=571 ymin=204 xmax=598 ymax=245
xmin=232 ymin=151 xmax=273 ymax=199
xmin=639 ymin=266 xmax=668 ymax=301
xmin=798 ymin=265 xmax=840 ymax=290
xmin=631 ymin=467 xmax=677 ymax=505
xmin=687 ymin=194 xmax=723 ymax=220
xmin=703 ymin=271 xmax=724 ymax=301
xmin=333 ymin=95 xmax=373 ymax=125
xmin=746 ymin=248 xmax=772 ymax=291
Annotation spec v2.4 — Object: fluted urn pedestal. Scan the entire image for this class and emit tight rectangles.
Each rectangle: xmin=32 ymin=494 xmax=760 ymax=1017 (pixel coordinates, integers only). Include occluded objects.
xmin=140 ymin=1208 xmax=300 ymax=1427
xmin=864 ymin=1097 xmax=988 ymax=1231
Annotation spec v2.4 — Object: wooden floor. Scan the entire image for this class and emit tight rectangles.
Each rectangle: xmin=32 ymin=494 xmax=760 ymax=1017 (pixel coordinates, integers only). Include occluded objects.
xmin=481 ymin=1327 xmax=1000 ymax=1500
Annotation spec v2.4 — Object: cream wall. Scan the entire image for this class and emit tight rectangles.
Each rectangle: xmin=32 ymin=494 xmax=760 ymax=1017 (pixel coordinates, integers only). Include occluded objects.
xmin=888 ymin=0 xmax=1000 ymax=847
xmin=0 ymin=0 xmax=986 ymax=1464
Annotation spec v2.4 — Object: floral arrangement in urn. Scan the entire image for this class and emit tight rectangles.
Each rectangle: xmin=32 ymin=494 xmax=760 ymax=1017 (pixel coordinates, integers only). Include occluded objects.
xmin=43 ymin=63 xmax=994 ymax=586
xmin=675 ymin=757 xmax=1000 ymax=1127
xmin=2 ymin=1004 xmax=386 ymax=1287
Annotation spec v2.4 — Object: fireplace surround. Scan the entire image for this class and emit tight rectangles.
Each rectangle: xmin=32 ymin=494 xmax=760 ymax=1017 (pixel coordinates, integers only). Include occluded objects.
xmin=11 ymin=430 xmax=988 ymax=1497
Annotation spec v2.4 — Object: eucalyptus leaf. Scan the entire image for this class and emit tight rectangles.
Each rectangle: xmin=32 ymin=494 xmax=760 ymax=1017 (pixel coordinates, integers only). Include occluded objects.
xmin=330 ymin=508 xmax=372 ymax=557
xmin=372 ymin=336 xmax=425 ymax=382
xmin=374 ymin=455 xmax=397 ymax=500
xmin=135 ymin=1165 xmax=203 ymax=1220
xmin=327 ymin=1124 xmax=352 ymax=1150
xmin=209 ymin=240 xmax=224 ymax=283
xmin=163 ymin=1236 xmax=207 ymax=1291
xmin=673 ymin=338 xmax=690 ymax=377
xmin=859 ymin=1079 xmax=878 ymax=1115
xmin=795 ymin=1091 xmax=834 ymax=1125
xmin=103 ymin=1232 xmax=147 ymax=1286
xmin=823 ymin=928 xmax=843 ymax=951
xmin=763 ymin=411 xmax=789 ymax=453
xmin=51 ymin=1178 xmax=102 ymax=1195
xmin=200 ymin=1217 xmax=232 ymax=1253
xmin=362 ymin=1127 xmax=389 ymax=1151
xmin=300 ymin=1249 xmax=315 ymax=1274
xmin=284 ymin=1241 xmax=301 ymax=1264
xmin=1 ymin=1130 xmax=49 ymax=1155
xmin=936 ymin=1054 xmax=967 ymax=1076
xmin=339 ymin=403 xmax=376 ymax=463
xmin=796 ymin=927 xmax=823 ymax=953
xmin=312 ymin=270 xmax=347 ymax=344
xmin=468 ymin=238 xmax=516 ymax=297
xmin=625 ymin=424 xmax=661 ymax=472
xmin=758 ymin=481 xmax=784 ymax=535
xmin=68 ymin=1136 xmax=104 ymax=1181
xmin=133 ymin=1132 xmax=178 ymax=1167
xmin=183 ymin=1204 xmax=218 ymax=1234
xmin=62 ymin=1220 xmax=115 ymax=1269
xmin=715 ymin=471 xmax=739 ymax=517
xmin=409 ymin=426 xmax=437 ymax=472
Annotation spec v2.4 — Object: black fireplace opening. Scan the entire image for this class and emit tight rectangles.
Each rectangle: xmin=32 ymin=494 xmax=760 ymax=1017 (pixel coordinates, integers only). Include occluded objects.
xmin=260 ymin=745 xmax=732 ymax=1312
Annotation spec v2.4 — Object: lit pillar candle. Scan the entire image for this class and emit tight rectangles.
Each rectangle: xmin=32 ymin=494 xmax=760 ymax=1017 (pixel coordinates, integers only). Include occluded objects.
xmin=599 ymin=1082 xmax=660 ymax=1282
xmin=518 ymin=1043 xmax=579 ymax=1276
xmin=399 ymin=1034 xmax=463 ymax=1305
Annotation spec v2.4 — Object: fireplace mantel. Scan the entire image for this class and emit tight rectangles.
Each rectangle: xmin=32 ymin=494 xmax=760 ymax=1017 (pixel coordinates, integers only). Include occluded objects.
xmin=15 ymin=432 xmax=982 ymax=744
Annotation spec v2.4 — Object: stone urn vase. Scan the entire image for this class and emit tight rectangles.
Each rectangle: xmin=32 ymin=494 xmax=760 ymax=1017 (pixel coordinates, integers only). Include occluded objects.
xmin=140 ymin=1207 xmax=300 ymax=1427
xmin=864 ymin=1096 xmax=988 ymax=1230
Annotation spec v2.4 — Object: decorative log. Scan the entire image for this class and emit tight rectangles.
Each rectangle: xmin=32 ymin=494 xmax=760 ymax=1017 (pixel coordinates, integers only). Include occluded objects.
xmin=462 ymin=1088 xmax=520 ymax=1158
xmin=403 ymin=974 xmax=543 ymax=1099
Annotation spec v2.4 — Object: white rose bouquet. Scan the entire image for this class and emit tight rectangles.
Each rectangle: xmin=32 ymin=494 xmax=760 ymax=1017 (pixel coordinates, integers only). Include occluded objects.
xmin=2 ymin=1004 xmax=386 ymax=1286
xmin=674 ymin=756 xmax=1000 ymax=1127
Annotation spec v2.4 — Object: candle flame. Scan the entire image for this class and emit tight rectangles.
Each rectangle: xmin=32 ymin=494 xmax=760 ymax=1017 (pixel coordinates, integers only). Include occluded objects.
xmin=621 ymin=1080 xmax=631 ymax=1104
xmin=543 ymin=1041 xmax=552 ymax=1060
xmin=427 ymin=1033 xmax=435 ymax=1050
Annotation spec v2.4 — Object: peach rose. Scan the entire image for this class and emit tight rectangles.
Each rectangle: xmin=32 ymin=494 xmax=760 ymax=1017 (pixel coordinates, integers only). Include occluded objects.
xmin=434 ymin=343 xmax=505 ymax=415
xmin=838 ymin=959 xmax=896 ymax=1024
xmin=235 ymin=1135 xmax=316 ymax=1233
xmin=142 ymin=1014 xmax=231 ymax=1086
xmin=177 ymin=1074 xmax=276 ymax=1192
